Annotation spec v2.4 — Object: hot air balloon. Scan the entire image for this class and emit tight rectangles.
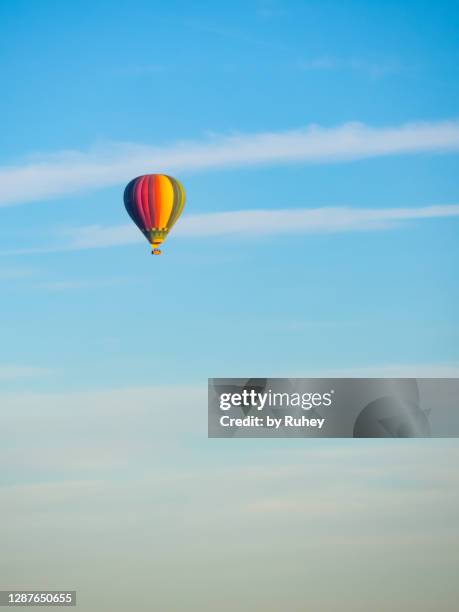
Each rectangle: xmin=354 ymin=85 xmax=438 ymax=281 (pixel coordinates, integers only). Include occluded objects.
xmin=124 ymin=174 xmax=185 ymax=255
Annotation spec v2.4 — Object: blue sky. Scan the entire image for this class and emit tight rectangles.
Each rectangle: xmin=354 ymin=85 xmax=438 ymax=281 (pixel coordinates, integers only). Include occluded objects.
xmin=1 ymin=0 xmax=459 ymax=391
xmin=1 ymin=2 xmax=459 ymax=610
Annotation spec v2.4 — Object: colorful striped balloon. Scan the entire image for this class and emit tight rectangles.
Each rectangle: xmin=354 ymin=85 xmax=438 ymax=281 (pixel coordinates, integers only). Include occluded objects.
xmin=123 ymin=174 xmax=185 ymax=254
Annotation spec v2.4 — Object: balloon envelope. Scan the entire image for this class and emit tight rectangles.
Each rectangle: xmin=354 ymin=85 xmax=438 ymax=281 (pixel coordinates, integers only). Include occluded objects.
xmin=124 ymin=174 xmax=185 ymax=253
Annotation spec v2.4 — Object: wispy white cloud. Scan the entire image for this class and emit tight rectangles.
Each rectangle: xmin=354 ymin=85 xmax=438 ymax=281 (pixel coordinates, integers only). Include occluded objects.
xmin=173 ymin=204 xmax=459 ymax=236
xmin=14 ymin=203 xmax=457 ymax=253
xmin=1 ymin=120 xmax=459 ymax=207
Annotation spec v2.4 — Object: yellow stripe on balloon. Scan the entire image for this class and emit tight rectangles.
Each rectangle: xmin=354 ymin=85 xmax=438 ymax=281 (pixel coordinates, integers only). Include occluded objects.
xmin=157 ymin=175 xmax=174 ymax=229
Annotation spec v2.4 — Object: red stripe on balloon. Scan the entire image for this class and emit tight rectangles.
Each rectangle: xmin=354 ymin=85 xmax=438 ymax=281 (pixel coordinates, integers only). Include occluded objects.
xmin=154 ymin=175 xmax=163 ymax=228
xmin=149 ymin=175 xmax=157 ymax=227
xmin=141 ymin=176 xmax=152 ymax=228
xmin=135 ymin=177 xmax=148 ymax=230
xmin=148 ymin=174 xmax=157 ymax=228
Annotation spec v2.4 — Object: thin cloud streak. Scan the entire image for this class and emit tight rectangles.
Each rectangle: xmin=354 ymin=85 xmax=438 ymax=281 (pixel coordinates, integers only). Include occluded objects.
xmin=1 ymin=120 xmax=459 ymax=206
xmin=174 ymin=204 xmax=459 ymax=236
xmin=60 ymin=203 xmax=459 ymax=250
xmin=3 ymin=203 xmax=458 ymax=255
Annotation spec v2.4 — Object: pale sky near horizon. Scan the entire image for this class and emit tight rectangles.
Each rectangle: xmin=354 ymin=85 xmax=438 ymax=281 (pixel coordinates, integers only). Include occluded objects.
xmin=1 ymin=1 xmax=459 ymax=610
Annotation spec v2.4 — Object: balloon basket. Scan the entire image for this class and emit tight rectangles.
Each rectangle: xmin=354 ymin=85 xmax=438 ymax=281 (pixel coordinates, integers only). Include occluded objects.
xmin=152 ymin=249 xmax=162 ymax=255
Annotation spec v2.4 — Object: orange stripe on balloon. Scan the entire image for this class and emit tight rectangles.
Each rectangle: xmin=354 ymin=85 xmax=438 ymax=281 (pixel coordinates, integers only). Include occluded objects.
xmin=157 ymin=175 xmax=174 ymax=229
